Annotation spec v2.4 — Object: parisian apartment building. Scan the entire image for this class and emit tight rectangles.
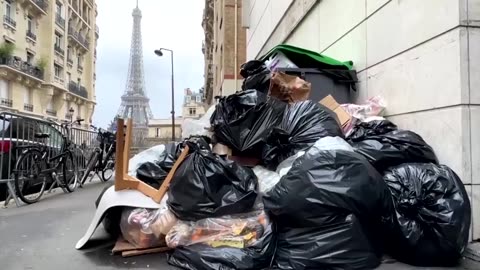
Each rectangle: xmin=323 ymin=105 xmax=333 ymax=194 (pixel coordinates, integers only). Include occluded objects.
xmin=202 ymin=0 xmax=246 ymax=106
xmin=0 ymin=0 xmax=98 ymax=126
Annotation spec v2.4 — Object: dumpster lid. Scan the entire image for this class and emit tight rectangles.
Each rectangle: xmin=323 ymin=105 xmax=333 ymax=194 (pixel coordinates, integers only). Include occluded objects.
xmin=260 ymin=44 xmax=354 ymax=70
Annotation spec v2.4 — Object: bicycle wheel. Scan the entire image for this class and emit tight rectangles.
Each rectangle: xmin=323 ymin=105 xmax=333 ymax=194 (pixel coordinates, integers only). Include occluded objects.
xmin=14 ymin=149 xmax=47 ymax=204
xmin=80 ymin=150 xmax=100 ymax=185
xmin=61 ymin=151 xmax=78 ymax=193
xmin=101 ymin=152 xmax=115 ymax=182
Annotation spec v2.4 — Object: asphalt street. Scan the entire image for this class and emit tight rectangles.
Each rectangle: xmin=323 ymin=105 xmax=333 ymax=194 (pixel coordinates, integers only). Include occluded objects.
xmin=0 ymin=181 xmax=478 ymax=270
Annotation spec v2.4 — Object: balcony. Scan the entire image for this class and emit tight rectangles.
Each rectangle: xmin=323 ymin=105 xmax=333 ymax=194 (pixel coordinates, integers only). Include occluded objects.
xmin=0 ymin=56 xmax=44 ymax=80
xmin=27 ymin=0 xmax=48 ymax=15
xmin=68 ymin=81 xmax=88 ymax=99
xmin=46 ymin=109 xmax=57 ymax=117
xmin=55 ymin=14 xmax=65 ymax=29
xmin=0 ymin=98 xmax=13 ymax=107
xmin=67 ymin=57 xmax=73 ymax=65
xmin=54 ymin=45 xmax=65 ymax=55
xmin=26 ymin=30 xmax=37 ymax=41
xmin=68 ymin=26 xmax=90 ymax=51
xmin=24 ymin=103 xmax=34 ymax=112
xmin=77 ymin=64 xmax=83 ymax=72
xmin=3 ymin=15 xmax=16 ymax=28
xmin=54 ymin=75 xmax=64 ymax=84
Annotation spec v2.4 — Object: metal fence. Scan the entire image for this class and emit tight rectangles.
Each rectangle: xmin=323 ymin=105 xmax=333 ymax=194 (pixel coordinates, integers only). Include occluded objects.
xmin=0 ymin=111 xmax=99 ymax=207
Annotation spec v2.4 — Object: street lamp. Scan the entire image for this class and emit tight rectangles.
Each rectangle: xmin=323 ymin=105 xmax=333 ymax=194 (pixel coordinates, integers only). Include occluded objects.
xmin=154 ymin=48 xmax=175 ymax=141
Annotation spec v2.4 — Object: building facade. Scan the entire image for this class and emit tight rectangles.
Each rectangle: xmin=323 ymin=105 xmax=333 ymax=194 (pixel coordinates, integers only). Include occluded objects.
xmin=146 ymin=117 xmax=182 ymax=146
xmin=182 ymin=88 xmax=206 ymax=119
xmin=245 ymin=0 xmax=480 ymax=239
xmin=0 ymin=0 xmax=98 ymax=126
xmin=202 ymin=0 xmax=246 ymax=105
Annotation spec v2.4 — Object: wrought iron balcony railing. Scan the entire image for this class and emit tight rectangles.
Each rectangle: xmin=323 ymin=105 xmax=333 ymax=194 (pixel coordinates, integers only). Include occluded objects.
xmin=26 ymin=30 xmax=37 ymax=41
xmin=54 ymin=45 xmax=65 ymax=55
xmin=68 ymin=81 xmax=88 ymax=99
xmin=0 ymin=98 xmax=13 ymax=107
xmin=0 ymin=56 xmax=44 ymax=80
xmin=68 ymin=26 xmax=90 ymax=50
xmin=3 ymin=15 xmax=16 ymax=27
xmin=55 ymin=14 xmax=65 ymax=29
xmin=24 ymin=103 xmax=34 ymax=112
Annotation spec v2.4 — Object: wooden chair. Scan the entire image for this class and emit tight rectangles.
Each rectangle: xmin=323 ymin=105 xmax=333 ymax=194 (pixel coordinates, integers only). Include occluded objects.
xmin=114 ymin=118 xmax=189 ymax=203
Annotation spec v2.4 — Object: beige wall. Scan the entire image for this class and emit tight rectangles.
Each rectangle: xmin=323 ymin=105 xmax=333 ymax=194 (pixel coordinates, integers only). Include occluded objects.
xmin=148 ymin=125 xmax=182 ymax=139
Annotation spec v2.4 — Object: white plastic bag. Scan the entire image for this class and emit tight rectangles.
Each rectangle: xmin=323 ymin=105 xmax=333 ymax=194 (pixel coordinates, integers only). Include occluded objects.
xmin=181 ymin=106 xmax=216 ymax=138
xmin=341 ymin=96 xmax=386 ymax=136
xmin=253 ymin=166 xmax=281 ymax=194
xmin=128 ymin=144 xmax=165 ymax=176
xmin=275 ymin=137 xmax=352 ymax=177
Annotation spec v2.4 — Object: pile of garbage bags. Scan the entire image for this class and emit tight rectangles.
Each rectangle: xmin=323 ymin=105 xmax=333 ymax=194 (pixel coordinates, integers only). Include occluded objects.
xmin=106 ymin=57 xmax=471 ymax=270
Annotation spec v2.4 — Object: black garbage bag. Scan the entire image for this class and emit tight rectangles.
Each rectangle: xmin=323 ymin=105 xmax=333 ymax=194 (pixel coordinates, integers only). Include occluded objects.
xmin=382 ymin=163 xmax=471 ymax=266
xmin=167 ymin=139 xmax=259 ymax=221
xmin=262 ymin=100 xmax=343 ymax=170
xmin=274 ymin=214 xmax=381 ymax=270
xmin=347 ymin=120 xmax=438 ymax=172
xmin=136 ymin=162 xmax=168 ymax=189
xmin=157 ymin=142 xmax=181 ymax=171
xmin=210 ymin=90 xmax=286 ymax=156
xmin=263 ymin=148 xmax=393 ymax=228
xmin=263 ymin=146 xmax=393 ymax=269
xmin=240 ymin=60 xmax=271 ymax=93
xmin=167 ymin=221 xmax=275 ymax=270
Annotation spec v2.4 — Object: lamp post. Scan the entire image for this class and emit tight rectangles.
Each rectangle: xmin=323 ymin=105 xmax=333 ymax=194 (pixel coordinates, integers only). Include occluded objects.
xmin=154 ymin=48 xmax=175 ymax=141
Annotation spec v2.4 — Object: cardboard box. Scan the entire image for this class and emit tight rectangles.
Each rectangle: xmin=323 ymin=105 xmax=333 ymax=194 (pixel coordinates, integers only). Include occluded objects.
xmin=319 ymin=95 xmax=352 ymax=127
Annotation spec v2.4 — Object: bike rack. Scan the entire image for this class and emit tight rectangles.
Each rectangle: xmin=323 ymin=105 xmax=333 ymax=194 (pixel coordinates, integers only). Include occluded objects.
xmin=114 ymin=118 xmax=189 ymax=203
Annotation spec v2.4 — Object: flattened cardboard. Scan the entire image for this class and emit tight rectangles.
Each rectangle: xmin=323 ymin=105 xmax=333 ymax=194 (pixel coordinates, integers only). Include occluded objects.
xmin=319 ymin=95 xmax=351 ymax=127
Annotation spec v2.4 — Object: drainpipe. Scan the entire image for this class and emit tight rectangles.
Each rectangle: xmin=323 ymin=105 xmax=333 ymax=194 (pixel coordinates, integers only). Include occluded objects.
xmin=234 ymin=0 xmax=238 ymax=88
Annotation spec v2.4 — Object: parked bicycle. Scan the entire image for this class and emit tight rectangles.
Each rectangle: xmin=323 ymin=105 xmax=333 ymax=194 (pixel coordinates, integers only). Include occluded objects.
xmin=13 ymin=119 xmax=81 ymax=204
xmin=79 ymin=125 xmax=116 ymax=186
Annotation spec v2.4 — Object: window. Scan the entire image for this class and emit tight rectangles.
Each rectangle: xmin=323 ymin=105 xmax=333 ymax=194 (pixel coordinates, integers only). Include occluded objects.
xmin=0 ymin=80 xmax=9 ymax=99
xmin=23 ymin=87 xmax=32 ymax=104
xmin=55 ymin=33 xmax=63 ymax=48
xmin=27 ymin=16 xmax=34 ymax=33
xmin=66 ymin=72 xmax=71 ymax=82
xmin=54 ymin=64 xmax=62 ymax=78
xmin=156 ymin=128 xmax=160 ymax=138
xmin=26 ymin=52 xmax=34 ymax=64
xmin=5 ymin=0 xmax=12 ymax=18
xmin=56 ymin=2 xmax=63 ymax=17
xmin=189 ymin=108 xmax=196 ymax=116
xmin=186 ymin=95 xmax=191 ymax=103
xmin=195 ymin=95 xmax=201 ymax=103
xmin=67 ymin=47 xmax=72 ymax=59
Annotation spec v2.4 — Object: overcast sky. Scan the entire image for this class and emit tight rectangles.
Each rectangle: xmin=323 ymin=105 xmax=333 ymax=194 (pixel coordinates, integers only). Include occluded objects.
xmin=93 ymin=0 xmax=205 ymax=128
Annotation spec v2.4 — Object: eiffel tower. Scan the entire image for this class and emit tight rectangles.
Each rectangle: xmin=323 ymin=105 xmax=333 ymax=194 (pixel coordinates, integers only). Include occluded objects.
xmin=117 ymin=0 xmax=153 ymax=147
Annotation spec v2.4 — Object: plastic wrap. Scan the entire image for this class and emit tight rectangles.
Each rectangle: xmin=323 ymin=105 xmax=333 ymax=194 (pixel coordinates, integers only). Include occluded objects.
xmin=347 ymin=120 xmax=438 ymax=172
xmin=167 ymin=215 xmax=275 ymax=270
xmin=166 ymin=210 xmax=268 ymax=249
xmin=382 ymin=163 xmax=471 ymax=266
xmin=341 ymin=96 xmax=386 ymax=136
xmin=182 ymin=106 xmax=216 ymax=138
xmin=262 ymin=100 xmax=343 ymax=170
xmin=167 ymin=138 xmax=258 ymax=221
xmin=210 ymin=90 xmax=286 ymax=156
xmin=240 ymin=60 xmax=271 ymax=93
xmin=274 ymin=214 xmax=381 ymax=270
xmin=119 ymin=206 xmax=176 ymax=249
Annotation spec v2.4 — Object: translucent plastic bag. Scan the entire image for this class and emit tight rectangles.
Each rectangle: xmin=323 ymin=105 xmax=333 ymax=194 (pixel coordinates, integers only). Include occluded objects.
xmin=341 ymin=96 xmax=386 ymax=136
xmin=166 ymin=210 xmax=269 ymax=249
xmin=252 ymin=166 xmax=280 ymax=194
xmin=182 ymin=106 xmax=216 ymax=138
xmin=120 ymin=204 xmax=178 ymax=249
xmin=128 ymin=144 xmax=165 ymax=176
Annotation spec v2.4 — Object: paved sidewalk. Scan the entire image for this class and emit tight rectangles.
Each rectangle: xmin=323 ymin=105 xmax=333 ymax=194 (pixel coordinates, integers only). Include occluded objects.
xmin=0 ymin=181 xmax=478 ymax=270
